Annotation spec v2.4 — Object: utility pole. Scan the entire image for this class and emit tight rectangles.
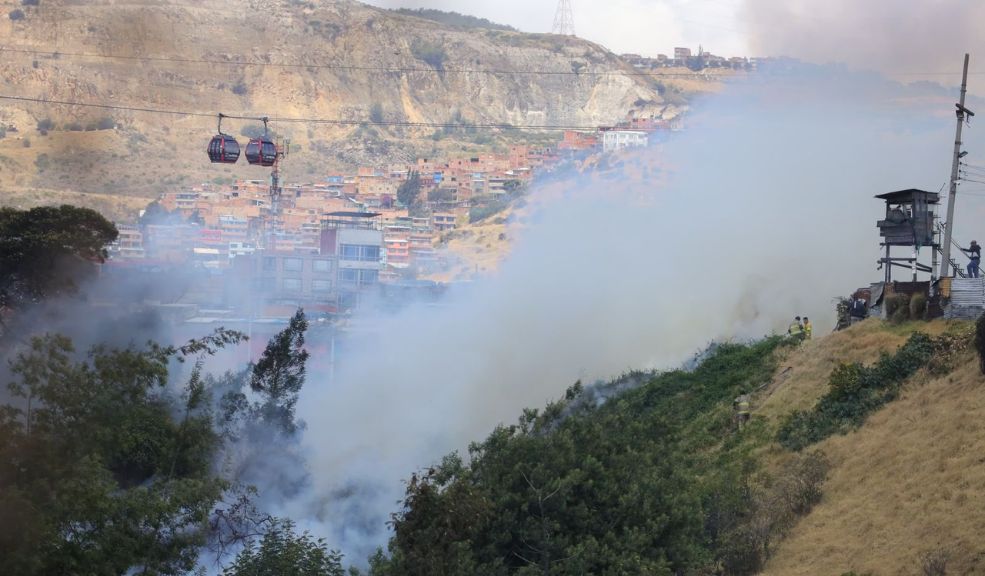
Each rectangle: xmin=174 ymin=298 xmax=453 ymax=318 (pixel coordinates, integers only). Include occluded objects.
xmin=940 ymin=53 xmax=973 ymax=278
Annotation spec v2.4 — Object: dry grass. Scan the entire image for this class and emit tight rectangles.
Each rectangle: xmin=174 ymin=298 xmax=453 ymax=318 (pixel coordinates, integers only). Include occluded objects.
xmin=756 ymin=319 xmax=965 ymax=421
xmin=757 ymin=319 xmax=985 ymax=575
xmin=424 ymin=211 xmax=513 ymax=282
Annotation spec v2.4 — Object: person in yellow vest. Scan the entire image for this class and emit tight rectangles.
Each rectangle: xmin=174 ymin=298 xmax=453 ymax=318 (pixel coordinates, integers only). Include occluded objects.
xmin=788 ymin=316 xmax=804 ymax=340
xmin=734 ymin=394 xmax=751 ymax=429
xmin=803 ymin=316 xmax=813 ymax=340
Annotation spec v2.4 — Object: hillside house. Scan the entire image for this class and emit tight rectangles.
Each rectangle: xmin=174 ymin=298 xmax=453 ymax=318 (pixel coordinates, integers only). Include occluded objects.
xmin=602 ymin=130 xmax=649 ymax=152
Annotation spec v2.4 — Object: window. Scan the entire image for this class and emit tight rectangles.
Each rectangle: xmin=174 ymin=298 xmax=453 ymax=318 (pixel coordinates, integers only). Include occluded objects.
xmin=312 ymin=279 xmax=332 ymax=292
xmin=283 ymin=278 xmax=301 ymax=292
xmin=262 ymin=257 xmax=277 ymax=271
xmin=341 ymin=268 xmax=359 ymax=286
xmin=360 ymin=269 xmax=379 ymax=285
xmin=313 ymin=258 xmax=331 ymax=273
xmin=340 ymin=244 xmax=360 ymax=261
xmin=283 ymin=257 xmax=303 ymax=272
xmin=340 ymin=244 xmax=381 ymax=262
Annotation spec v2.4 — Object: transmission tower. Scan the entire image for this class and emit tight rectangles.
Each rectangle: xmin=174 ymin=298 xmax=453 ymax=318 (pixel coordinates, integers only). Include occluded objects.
xmin=552 ymin=0 xmax=575 ymax=36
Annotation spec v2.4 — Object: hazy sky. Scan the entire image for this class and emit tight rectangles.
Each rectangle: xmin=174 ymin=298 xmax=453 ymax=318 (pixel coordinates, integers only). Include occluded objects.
xmin=365 ymin=0 xmax=985 ymax=78
xmin=365 ymin=0 xmax=749 ymax=57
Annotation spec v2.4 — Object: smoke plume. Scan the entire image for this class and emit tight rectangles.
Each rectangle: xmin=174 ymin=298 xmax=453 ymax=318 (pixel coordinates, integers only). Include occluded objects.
xmin=288 ymin=65 xmax=985 ymax=561
xmin=741 ymin=0 xmax=985 ymax=77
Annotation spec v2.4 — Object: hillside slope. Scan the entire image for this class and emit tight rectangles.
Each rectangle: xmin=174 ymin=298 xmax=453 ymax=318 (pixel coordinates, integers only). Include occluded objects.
xmin=0 ymin=0 xmax=671 ymax=209
xmin=758 ymin=319 xmax=985 ymax=575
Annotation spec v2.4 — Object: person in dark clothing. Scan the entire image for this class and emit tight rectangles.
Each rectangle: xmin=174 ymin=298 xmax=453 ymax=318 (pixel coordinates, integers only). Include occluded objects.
xmin=962 ymin=240 xmax=981 ymax=278
xmin=849 ymin=298 xmax=868 ymax=325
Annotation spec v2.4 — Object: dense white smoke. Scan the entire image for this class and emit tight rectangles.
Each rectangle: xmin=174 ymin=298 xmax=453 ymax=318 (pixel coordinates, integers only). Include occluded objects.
xmin=289 ymin=65 xmax=985 ymax=561
xmin=741 ymin=0 xmax=985 ymax=77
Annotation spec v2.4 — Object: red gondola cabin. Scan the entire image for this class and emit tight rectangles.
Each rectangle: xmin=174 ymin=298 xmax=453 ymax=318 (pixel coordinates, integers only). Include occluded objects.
xmin=245 ymin=138 xmax=277 ymax=167
xmin=207 ymin=134 xmax=240 ymax=164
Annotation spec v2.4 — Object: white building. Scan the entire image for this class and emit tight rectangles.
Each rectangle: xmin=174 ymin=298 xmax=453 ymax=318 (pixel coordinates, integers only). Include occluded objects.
xmin=602 ymin=130 xmax=649 ymax=153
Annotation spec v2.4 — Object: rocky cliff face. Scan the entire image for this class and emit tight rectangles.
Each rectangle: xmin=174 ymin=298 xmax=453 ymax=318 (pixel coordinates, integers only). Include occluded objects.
xmin=0 ymin=0 xmax=668 ymax=204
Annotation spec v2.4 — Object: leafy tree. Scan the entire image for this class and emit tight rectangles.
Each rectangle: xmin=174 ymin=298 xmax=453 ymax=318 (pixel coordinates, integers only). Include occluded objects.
xmin=139 ymin=200 xmax=185 ymax=228
xmin=0 ymin=328 xmax=245 ymax=575
xmin=397 ymin=171 xmax=421 ymax=210
xmin=427 ymin=187 xmax=455 ymax=203
xmin=249 ymin=308 xmax=309 ymax=434
xmin=215 ymin=309 xmax=311 ymax=504
xmin=222 ymin=519 xmax=345 ymax=576
xmin=189 ymin=209 xmax=205 ymax=226
xmin=0 ymin=205 xmax=118 ymax=309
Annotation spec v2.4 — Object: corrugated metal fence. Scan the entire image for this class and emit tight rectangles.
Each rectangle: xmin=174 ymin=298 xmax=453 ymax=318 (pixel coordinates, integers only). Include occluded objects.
xmin=944 ymin=278 xmax=985 ymax=319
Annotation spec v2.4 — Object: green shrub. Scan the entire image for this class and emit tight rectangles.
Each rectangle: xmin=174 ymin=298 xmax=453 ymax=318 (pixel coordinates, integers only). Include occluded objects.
xmin=36 ymin=118 xmax=54 ymax=132
xmin=369 ymin=102 xmax=384 ymax=124
xmin=976 ymin=314 xmax=985 ymax=375
xmin=777 ymin=333 xmax=935 ymax=450
xmin=469 ymin=199 xmax=509 ymax=223
xmin=719 ymin=451 xmax=830 ymax=575
xmin=34 ymin=153 xmax=49 ymax=172
xmin=910 ymin=292 xmax=927 ymax=320
xmin=390 ymin=8 xmax=516 ymax=31
xmin=240 ymin=124 xmax=275 ymax=139
xmin=410 ymin=39 xmax=447 ymax=69
xmin=886 ymin=293 xmax=910 ymax=322
xmin=9 ymin=8 xmax=24 ymax=20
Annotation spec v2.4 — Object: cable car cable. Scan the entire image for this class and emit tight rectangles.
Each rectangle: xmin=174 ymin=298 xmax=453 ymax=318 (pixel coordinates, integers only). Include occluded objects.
xmin=0 ymin=93 xmax=630 ymax=131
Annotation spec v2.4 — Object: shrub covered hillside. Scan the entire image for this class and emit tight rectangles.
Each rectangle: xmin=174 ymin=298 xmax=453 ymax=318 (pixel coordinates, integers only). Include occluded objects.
xmin=365 ymin=336 xmax=821 ymax=576
xmin=365 ymin=319 xmax=976 ymax=576
xmin=760 ymin=320 xmax=985 ymax=576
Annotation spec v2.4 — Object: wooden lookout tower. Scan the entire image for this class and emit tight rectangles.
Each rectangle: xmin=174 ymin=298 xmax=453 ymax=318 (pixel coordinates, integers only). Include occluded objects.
xmin=876 ymin=189 xmax=940 ymax=282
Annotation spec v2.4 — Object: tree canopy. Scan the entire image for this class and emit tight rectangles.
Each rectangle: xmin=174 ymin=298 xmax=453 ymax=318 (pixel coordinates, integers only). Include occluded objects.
xmin=0 ymin=328 xmax=243 ymax=575
xmin=222 ymin=520 xmax=345 ymax=576
xmin=396 ymin=171 xmax=421 ymax=210
xmin=0 ymin=205 xmax=118 ymax=309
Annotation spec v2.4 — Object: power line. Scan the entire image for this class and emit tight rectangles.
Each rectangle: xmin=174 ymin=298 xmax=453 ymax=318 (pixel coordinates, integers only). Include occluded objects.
xmin=0 ymin=45 xmax=734 ymax=79
xmin=0 ymin=93 xmax=615 ymax=131
xmin=10 ymin=44 xmax=983 ymax=81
